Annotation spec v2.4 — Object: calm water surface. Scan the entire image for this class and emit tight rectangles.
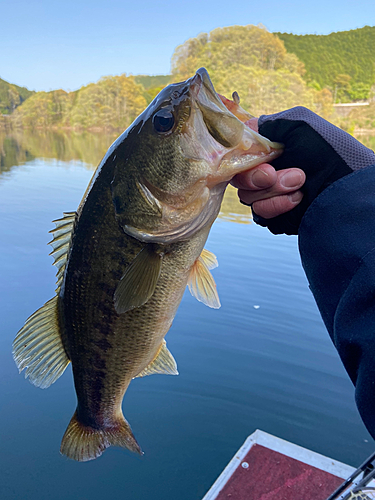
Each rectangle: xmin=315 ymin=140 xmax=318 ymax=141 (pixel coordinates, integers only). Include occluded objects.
xmin=0 ymin=131 xmax=373 ymax=500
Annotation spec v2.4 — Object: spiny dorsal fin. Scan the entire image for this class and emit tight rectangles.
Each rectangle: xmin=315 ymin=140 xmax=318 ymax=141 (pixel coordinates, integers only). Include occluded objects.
xmin=12 ymin=212 xmax=76 ymax=388
xmin=13 ymin=296 xmax=70 ymax=389
xmin=188 ymin=250 xmax=221 ymax=309
xmin=114 ymin=244 xmax=163 ymax=314
xmin=135 ymin=340 xmax=178 ymax=378
xmin=48 ymin=212 xmax=77 ymax=292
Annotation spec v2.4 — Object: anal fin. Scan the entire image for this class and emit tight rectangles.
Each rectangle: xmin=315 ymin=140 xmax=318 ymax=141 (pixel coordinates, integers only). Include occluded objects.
xmin=135 ymin=340 xmax=178 ymax=378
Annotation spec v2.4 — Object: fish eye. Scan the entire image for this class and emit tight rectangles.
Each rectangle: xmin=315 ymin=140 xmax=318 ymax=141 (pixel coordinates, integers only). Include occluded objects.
xmin=153 ymin=109 xmax=175 ymax=134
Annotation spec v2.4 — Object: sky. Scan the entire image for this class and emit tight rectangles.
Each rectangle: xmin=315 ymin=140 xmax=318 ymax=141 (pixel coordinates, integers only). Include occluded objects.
xmin=1 ymin=0 xmax=374 ymax=92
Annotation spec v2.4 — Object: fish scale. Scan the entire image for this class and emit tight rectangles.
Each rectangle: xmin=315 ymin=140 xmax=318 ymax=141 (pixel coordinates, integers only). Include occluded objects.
xmin=61 ymin=160 xmax=202 ymax=436
xmin=13 ymin=68 xmax=283 ymax=461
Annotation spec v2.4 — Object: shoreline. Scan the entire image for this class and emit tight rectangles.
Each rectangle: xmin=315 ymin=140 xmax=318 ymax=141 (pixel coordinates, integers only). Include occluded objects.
xmin=1 ymin=125 xmax=375 ymax=136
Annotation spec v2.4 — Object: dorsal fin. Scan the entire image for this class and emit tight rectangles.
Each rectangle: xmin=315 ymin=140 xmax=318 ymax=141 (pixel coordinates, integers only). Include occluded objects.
xmin=13 ymin=296 xmax=70 ymax=388
xmin=188 ymin=249 xmax=221 ymax=309
xmin=114 ymin=244 xmax=163 ymax=314
xmin=48 ymin=212 xmax=77 ymax=291
xmin=12 ymin=212 xmax=76 ymax=389
xmin=134 ymin=340 xmax=178 ymax=378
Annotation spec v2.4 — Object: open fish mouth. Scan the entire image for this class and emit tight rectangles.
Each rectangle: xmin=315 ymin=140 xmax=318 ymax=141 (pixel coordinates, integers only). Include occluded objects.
xmin=193 ymin=67 xmax=254 ymax=126
xmin=191 ymin=67 xmax=283 ymax=184
xmin=12 ymin=66 xmax=285 ymax=463
xmin=123 ymin=68 xmax=284 ymax=244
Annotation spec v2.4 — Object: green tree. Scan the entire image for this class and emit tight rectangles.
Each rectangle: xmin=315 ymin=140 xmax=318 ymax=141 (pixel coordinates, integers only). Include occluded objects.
xmin=349 ymin=83 xmax=371 ymax=101
xmin=333 ymin=74 xmax=352 ymax=103
xmin=12 ymin=90 xmax=74 ymax=128
xmin=68 ymin=75 xmax=147 ymax=129
xmin=171 ymin=25 xmax=288 ymax=80
xmin=171 ymin=24 xmax=326 ymax=115
xmin=312 ymin=88 xmax=333 ymax=118
xmin=11 ymin=75 xmax=147 ymax=130
xmin=0 ymin=78 xmax=34 ymax=114
xmin=277 ymin=26 xmax=375 ymax=100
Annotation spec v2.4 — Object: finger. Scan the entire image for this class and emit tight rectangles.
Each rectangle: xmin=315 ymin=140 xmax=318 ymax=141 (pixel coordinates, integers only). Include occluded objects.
xmin=231 ymin=164 xmax=277 ymax=190
xmin=244 ymin=117 xmax=258 ymax=132
xmin=252 ymin=191 xmax=303 ymax=219
xmin=237 ymin=168 xmax=305 ymax=206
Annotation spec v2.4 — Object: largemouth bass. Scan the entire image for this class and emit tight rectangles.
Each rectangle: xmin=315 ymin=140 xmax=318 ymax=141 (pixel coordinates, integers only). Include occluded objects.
xmin=13 ymin=68 xmax=282 ymax=462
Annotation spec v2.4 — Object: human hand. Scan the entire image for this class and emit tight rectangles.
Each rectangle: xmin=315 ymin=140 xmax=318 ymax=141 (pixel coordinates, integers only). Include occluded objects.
xmin=231 ymin=116 xmax=305 ymax=219
xmin=239 ymin=108 xmax=375 ymax=235
xmin=231 ymin=164 xmax=305 ymax=219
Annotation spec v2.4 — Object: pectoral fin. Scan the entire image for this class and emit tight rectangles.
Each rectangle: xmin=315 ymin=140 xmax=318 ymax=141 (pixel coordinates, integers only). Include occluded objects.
xmin=135 ymin=340 xmax=178 ymax=378
xmin=188 ymin=250 xmax=221 ymax=309
xmin=114 ymin=244 xmax=163 ymax=314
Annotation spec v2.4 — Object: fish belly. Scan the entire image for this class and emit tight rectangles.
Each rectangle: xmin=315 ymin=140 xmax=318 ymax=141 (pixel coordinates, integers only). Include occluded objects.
xmin=59 ymin=172 xmax=209 ymax=460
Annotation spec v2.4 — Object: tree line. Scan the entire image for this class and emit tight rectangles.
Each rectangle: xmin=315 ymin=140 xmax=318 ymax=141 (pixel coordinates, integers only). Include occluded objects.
xmin=9 ymin=75 xmax=148 ymax=130
xmin=171 ymin=25 xmax=334 ymax=117
xmin=0 ymin=78 xmax=34 ymax=114
xmin=277 ymin=26 xmax=375 ymax=101
xmin=1 ymin=24 xmax=374 ymax=131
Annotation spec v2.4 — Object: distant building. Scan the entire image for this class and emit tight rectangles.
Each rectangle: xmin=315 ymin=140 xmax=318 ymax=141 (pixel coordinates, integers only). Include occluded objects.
xmin=332 ymin=102 xmax=370 ymax=117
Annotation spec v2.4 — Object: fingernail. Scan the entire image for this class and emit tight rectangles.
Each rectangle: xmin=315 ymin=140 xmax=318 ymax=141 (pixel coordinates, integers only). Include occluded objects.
xmin=288 ymin=191 xmax=303 ymax=203
xmin=280 ymin=171 xmax=303 ymax=188
xmin=251 ymin=169 xmax=270 ymax=188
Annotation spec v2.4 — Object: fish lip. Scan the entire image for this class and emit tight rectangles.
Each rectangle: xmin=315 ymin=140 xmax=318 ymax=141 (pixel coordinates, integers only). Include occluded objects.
xmin=192 ymin=68 xmax=283 ymax=173
xmin=195 ymin=68 xmax=215 ymax=94
xmin=189 ymin=70 xmax=204 ymax=100
xmin=193 ymin=68 xmax=224 ymax=108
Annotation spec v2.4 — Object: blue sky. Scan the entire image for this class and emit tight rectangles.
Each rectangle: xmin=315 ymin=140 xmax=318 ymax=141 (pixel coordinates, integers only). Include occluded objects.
xmin=1 ymin=0 xmax=374 ymax=91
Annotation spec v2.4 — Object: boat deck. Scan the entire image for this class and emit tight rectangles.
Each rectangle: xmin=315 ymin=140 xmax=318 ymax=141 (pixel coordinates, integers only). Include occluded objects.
xmin=202 ymin=430 xmax=356 ymax=500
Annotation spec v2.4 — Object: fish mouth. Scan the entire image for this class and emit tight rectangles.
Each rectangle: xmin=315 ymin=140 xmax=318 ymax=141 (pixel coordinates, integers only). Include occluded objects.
xmin=191 ymin=67 xmax=283 ymax=184
xmin=195 ymin=68 xmax=217 ymax=98
xmin=122 ymin=69 xmax=284 ymax=245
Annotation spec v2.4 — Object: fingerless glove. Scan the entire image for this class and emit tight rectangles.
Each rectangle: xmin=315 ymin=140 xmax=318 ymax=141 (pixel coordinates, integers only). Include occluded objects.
xmin=253 ymin=107 xmax=375 ymax=235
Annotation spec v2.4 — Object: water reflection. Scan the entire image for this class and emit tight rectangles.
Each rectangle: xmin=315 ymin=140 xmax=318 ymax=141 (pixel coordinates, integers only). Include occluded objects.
xmin=0 ymin=129 xmax=372 ymax=222
xmin=0 ymin=129 xmax=118 ymax=174
xmin=0 ymin=134 xmax=35 ymax=174
xmin=220 ymin=185 xmax=252 ymax=223
xmin=1 ymin=130 xmax=372 ymax=500
xmin=0 ymin=129 xmax=253 ymax=223
xmin=2 ymin=129 xmax=373 ymax=170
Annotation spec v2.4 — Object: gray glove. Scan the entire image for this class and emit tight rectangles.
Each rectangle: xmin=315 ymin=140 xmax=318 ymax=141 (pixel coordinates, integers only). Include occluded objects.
xmin=252 ymin=107 xmax=375 ymax=235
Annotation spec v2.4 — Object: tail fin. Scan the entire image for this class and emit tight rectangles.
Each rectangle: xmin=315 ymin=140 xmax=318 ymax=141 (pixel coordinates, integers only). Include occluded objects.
xmin=60 ymin=411 xmax=142 ymax=462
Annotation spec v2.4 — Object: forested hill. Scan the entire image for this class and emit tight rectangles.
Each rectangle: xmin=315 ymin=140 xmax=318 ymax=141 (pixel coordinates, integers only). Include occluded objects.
xmin=1 ymin=25 xmax=374 ymax=131
xmin=134 ymin=74 xmax=171 ymax=102
xmin=0 ymin=78 xmax=34 ymax=114
xmin=134 ymin=75 xmax=171 ymax=90
xmin=276 ymin=26 xmax=375 ymax=101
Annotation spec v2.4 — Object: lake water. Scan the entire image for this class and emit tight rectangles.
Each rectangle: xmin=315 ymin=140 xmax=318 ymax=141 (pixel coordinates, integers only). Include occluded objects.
xmin=0 ymin=130 xmax=373 ymax=500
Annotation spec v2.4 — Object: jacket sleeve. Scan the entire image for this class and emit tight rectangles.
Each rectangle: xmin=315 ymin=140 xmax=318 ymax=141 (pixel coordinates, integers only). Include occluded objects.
xmin=299 ymin=164 xmax=375 ymax=438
